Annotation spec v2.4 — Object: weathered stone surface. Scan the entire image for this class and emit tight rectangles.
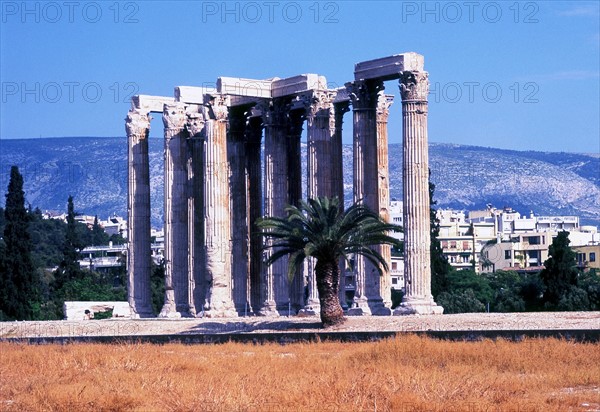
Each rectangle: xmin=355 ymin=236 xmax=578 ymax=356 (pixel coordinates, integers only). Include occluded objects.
xmin=272 ymin=74 xmax=327 ymax=98
xmin=126 ymin=109 xmax=154 ymax=318
xmin=131 ymin=95 xmax=175 ymax=113
xmin=217 ymin=77 xmax=272 ymax=98
xmin=63 ymin=301 xmax=131 ymax=321
xmin=354 ymin=52 xmax=424 ymax=81
xmin=396 ymin=71 xmax=443 ymax=316
xmin=127 ymin=54 xmax=439 ymax=320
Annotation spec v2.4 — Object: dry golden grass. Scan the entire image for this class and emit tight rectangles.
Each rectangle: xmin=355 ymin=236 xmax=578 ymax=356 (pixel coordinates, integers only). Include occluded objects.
xmin=0 ymin=335 xmax=599 ymax=412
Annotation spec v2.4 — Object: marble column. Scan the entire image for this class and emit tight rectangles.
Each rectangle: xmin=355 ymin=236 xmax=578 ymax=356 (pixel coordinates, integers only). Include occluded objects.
xmin=346 ymin=79 xmax=390 ymax=315
xmin=126 ymin=109 xmax=154 ymax=318
xmin=245 ymin=114 xmax=264 ymax=314
xmin=395 ymin=71 xmax=443 ymax=315
xmin=287 ymin=104 xmax=307 ymax=313
xmin=260 ymin=100 xmax=286 ymax=316
xmin=228 ymin=106 xmax=250 ymax=315
xmin=333 ymin=101 xmax=350 ymax=309
xmin=186 ymin=111 xmax=206 ymax=317
xmin=203 ymin=94 xmax=237 ymax=317
xmin=300 ymin=91 xmax=336 ymax=316
xmin=160 ymin=103 xmax=191 ymax=318
xmin=376 ymin=93 xmax=394 ymax=310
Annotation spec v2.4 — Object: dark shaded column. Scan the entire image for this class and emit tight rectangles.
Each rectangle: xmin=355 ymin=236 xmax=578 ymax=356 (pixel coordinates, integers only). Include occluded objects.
xmin=333 ymin=101 xmax=350 ymax=309
xmin=186 ymin=111 xmax=206 ymax=317
xmin=260 ymin=99 xmax=288 ymax=316
xmin=228 ymin=106 xmax=250 ymax=315
xmin=346 ymin=79 xmax=388 ymax=315
xmin=245 ymin=112 xmax=264 ymax=314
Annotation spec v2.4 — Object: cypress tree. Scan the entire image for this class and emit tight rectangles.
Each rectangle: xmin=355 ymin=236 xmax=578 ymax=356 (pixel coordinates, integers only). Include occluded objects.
xmin=0 ymin=166 xmax=39 ymax=320
xmin=429 ymin=174 xmax=451 ymax=299
xmin=54 ymin=195 xmax=83 ymax=289
xmin=540 ymin=231 xmax=578 ymax=306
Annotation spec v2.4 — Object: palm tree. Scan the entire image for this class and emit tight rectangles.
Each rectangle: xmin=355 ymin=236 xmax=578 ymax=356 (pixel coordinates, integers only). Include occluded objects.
xmin=256 ymin=196 xmax=401 ymax=327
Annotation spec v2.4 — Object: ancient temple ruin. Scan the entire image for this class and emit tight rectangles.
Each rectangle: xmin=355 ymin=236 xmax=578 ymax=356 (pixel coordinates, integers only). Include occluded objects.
xmin=125 ymin=52 xmax=443 ymax=318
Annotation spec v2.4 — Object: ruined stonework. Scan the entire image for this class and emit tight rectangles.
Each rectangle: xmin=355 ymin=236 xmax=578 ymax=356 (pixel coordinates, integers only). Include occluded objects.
xmin=126 ymin=53 xmax=443 ymax=318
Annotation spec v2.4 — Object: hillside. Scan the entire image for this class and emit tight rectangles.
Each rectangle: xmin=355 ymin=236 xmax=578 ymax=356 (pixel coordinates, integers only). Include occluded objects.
xmin=1 ymin=137 xmax=598 ymax=228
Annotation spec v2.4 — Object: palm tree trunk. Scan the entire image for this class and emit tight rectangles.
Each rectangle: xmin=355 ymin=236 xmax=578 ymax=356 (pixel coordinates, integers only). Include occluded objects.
xmin=315 ymin=258 xmax=345 ymax=327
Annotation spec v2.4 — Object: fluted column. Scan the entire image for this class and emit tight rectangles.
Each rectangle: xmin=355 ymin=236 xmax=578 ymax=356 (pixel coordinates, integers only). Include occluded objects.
xmin=160 ymin=103 xmax=190 ymax=318
xmin=395 ymin=71 xmax=443 ymax=315
xmin=334 ymin=101 xmax=350 ymax=309
xmin=300 ymin=91 xmax=336 ymax=316
xmin=287 ymin=105 xmax=307 ymax=313
xmin=246 ymin=114 xmax=264 ymax=314
xmin=186 ymin=112 xmax=206 ymax=317
xmin=204 ymin=94 xmax=236 ymax=317
xmin=126 ymin=109 xmax=154 ymax=318
xmin=346 ymin=80 xmax=387 ymax=315
xmin=228 ymin=106 xmax=249 ymax=315
xmin=260 ymin=100 xmax=287 ymax=316
xmin=376 ymin=93 xmax=394 ymax=311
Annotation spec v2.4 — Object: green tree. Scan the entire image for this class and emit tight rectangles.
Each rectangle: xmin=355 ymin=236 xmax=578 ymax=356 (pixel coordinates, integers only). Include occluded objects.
xmin=0 ymin=166 xmax=40 ymax=320
xmin=53 ymin=196 xmax=84 ymax=289
xmin=257 ymin=197 xmax=400 ymax=327
xmin=91 ymin=215 xmax=109 ymax=246
xmin=540 ymin=231 xmax=578 ymax=307
xmin=429 ymin=176 xmax=451 ymax=298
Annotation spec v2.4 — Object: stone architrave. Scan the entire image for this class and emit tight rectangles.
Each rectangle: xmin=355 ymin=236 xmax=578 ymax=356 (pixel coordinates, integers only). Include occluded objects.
xmin=346 ymin=79 xmax=390 ymax=316
xmin=186 ymin=111 xmax=206 ymax=317
xmin=126 ymin=109 xmax=154 ymax=318
xmin=394 ymin=71 xmax=443 ymax=315
xmin=160 ymin=102 xmax=191 ymax=318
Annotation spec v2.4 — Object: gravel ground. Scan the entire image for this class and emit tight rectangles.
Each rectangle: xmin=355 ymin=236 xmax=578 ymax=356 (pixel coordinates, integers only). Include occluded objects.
xmin=1 ymin=312 xmax=598 ymax=339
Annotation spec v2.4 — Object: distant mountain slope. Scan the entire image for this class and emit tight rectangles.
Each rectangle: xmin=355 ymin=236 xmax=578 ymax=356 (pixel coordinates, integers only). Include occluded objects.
xmin=1 ymin=137 xmax=599 ymax=228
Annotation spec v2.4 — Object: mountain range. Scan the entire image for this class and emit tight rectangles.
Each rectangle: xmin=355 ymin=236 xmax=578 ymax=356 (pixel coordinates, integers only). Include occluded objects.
xmin=1 ymin=137 xmax=599 ymax=228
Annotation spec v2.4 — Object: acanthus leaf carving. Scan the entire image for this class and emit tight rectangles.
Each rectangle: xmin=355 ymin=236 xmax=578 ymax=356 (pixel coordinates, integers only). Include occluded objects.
xmin=399 ymin=71 xmax=429 ymax=102
xmin=125 ymin=109 xmax=151 ymax=138
xmin=345 ymin=80 xmax=383 ymax=110
xmin=162 ymin=103 xmax=187 ymax=131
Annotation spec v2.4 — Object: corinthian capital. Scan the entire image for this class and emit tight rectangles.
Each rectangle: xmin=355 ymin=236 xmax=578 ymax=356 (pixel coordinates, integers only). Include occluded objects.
xmin=399 ymin=71 xmax=429 ymax=102
xmin=345 ymin=80 xmax=383 ymax=110
xmin=162 ymin=103 xmax=187 ymax=131
xmin=125 ymin=109 xmax=151 ymax=138
xmin=186 ymin=112 xmax=205 ymax=137
xmin=376 ymin=93 xmax=394 ymax=119
xmin=205 ymin=94 xmax=230 ymax=121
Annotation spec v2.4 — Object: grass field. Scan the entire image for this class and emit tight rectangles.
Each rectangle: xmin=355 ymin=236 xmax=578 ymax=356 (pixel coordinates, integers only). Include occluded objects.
xmin=1 ymin=335 xmax=599 ymax=411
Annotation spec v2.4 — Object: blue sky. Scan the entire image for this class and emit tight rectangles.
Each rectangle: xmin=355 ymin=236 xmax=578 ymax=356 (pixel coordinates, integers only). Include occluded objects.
xmin=1 ymin=1 xmax=599 ymax=153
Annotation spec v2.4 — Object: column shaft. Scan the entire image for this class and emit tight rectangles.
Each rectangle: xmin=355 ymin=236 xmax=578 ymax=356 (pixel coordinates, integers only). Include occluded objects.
xmin=347 ymin=80 xmax=389 ymax=315
xmin=396 ymin=71 xmax=443 ymax=315
xmin=187 ymin=112 xmax=206 ymax=317
xmin=261 ymin=101 xmax=287 ymax=315
xmin=376 ymin=94 xmax=394 ymax=311
xmin=246 ymin=116 xmax=264 ymax=313
xmin=228 ymin=107 xmax=249 ymax=315
xmin=204 ymin=95 xmax=236 ymax=317
xmin=126 ymin=109 xmax=154 ymax=318
xmin=160 ymin=103 xmax=190 ymax=318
